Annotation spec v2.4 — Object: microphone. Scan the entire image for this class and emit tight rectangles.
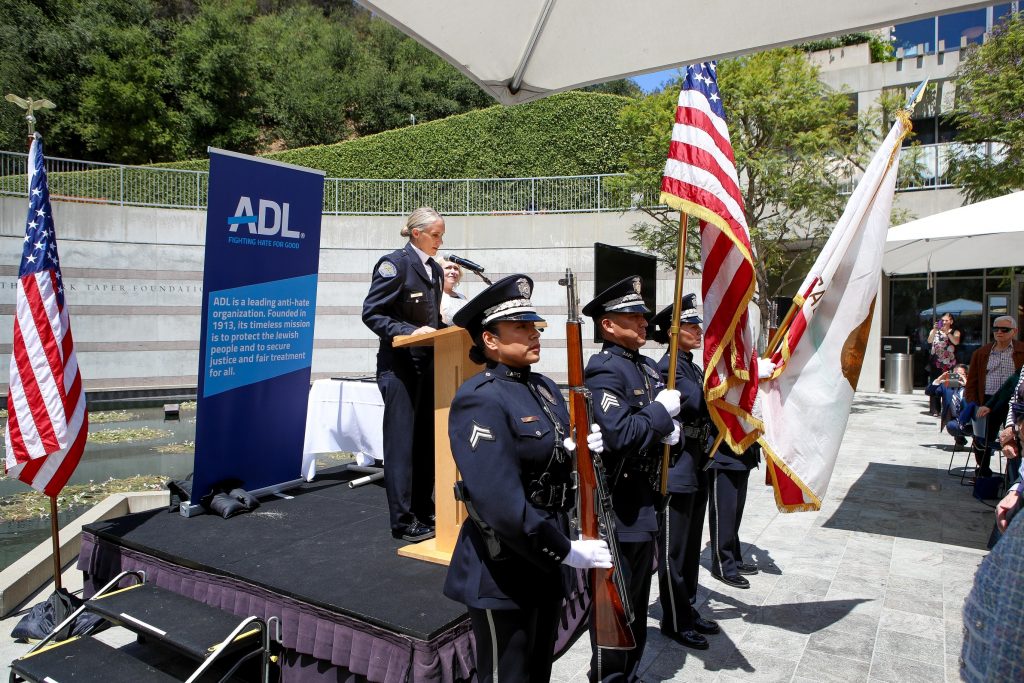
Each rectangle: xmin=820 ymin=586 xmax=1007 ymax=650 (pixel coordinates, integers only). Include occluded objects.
xmin=444 ymin=253 xmax=485 ymax=274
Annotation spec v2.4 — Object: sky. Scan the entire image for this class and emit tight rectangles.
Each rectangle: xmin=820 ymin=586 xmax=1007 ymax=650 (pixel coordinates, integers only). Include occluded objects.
xmin=629 ymin=68 xmax=679 ymax=94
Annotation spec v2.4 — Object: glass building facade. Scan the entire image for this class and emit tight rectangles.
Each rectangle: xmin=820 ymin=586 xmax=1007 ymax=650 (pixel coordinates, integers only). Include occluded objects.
xmin=892 ymin=3 xmax=1019 ymax=55
xmin=889 ymin=268 xmax=1024 ymax=386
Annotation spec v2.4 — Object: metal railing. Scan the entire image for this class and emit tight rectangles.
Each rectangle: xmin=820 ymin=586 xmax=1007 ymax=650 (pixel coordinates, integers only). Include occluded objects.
xmin=0 ymin=152 xmax=207 ymax=210
xmin=837 ymin=141 xmax=997 ymax=194
xmin=0 ymin=150 xmax=650 ymax=216
xmin=0 ymin=140 xmax=995 ymax=216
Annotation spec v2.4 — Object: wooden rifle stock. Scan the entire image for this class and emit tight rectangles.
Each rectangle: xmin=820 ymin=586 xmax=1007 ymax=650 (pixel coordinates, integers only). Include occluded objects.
xmin=560 ymin=269 xmax=635 ymax=650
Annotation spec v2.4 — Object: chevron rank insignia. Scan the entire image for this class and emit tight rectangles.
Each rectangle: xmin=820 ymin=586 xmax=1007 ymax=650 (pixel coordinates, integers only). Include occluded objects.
xmin=469 ymin=422 xmax=495 ymax=450
xmin=601 ymin=391 xmax=621 ymax=412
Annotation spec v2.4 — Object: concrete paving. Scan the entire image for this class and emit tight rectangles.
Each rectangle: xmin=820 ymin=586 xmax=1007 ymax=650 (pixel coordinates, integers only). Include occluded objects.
xmin=551 ymin=391 xmax=990 ymax=682
xmin=2 ymin=391 xmax=994 ymax=681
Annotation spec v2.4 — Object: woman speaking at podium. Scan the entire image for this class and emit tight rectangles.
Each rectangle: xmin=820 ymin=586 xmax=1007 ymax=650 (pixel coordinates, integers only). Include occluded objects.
xmin=362 ymin=207 xmax=445 ymax=543
xmin=444 ymin=274 xmax=610 ymax=682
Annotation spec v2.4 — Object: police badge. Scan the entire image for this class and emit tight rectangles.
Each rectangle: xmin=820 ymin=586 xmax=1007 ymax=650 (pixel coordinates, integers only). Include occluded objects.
xmin=643 ymin=364 xmax=660 ymax=380
xmin=536 ymin=383 xmax=557 ymax=405
xmin=632 ymin=277 xmax=642 ymax=294
xmin=516 ymin=277 xmax=532 ymax=299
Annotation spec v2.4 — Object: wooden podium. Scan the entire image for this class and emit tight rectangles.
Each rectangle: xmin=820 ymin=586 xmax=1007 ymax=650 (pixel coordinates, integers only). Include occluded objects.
xmin=392 ymin=327 xmax=481 ymax=564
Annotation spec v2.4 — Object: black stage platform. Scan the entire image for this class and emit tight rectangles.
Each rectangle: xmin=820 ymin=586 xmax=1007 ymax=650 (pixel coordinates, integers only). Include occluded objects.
xmin=77 ymin=468 xmax=475 ymax=683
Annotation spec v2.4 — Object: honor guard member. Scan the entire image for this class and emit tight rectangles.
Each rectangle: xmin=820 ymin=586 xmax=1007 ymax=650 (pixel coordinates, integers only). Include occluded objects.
xmin=444 ymin=275 xmax=611 ymax=683
xmin=649 ymin=297 xmax=720 ymax=650
xmin=582 ymin=276 xmax=681 ymax=683
xmin=362 ymin=207 xmax=445 ymax=543
xmin=707 ymin=439 xmax=760 ymax=588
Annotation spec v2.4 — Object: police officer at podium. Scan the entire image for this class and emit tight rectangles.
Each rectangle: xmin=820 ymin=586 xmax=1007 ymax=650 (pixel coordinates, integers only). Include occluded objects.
xmin=583 ymin=276 xmax=681 ymax=682
xmin=362 ymin=207 xmax=445 ymax=543
xmin=650 ymin=296 xmax=720 ymax=650
xmin=444 ymin=274 xmax=611 ymax=683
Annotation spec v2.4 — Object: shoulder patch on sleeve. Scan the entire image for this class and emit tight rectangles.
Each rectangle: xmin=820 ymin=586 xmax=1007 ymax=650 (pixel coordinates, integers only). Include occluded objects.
xmin=600 ymin=391 xmax=621 ymax=412
xmin=377 ymin=261 xmax=398 ymax=278
xmin=469 ymin=422 xmax=495 ymax=450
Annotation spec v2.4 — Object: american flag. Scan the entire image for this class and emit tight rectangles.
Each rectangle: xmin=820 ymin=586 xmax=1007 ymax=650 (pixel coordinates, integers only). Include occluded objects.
xmin=4 ymin=135 xmax=87 ymax=495
xmin=660 ymin=62 xmax=761 ymax=451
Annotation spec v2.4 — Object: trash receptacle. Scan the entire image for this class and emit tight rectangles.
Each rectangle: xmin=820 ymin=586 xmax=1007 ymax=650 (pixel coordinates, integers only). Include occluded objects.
xmin=884 ymin=353 xmax=913 ymax=394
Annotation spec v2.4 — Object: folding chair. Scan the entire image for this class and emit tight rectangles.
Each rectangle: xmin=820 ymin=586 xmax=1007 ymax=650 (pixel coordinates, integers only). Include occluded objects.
xmin=961 ymin=414 xmax=1005 ymax=487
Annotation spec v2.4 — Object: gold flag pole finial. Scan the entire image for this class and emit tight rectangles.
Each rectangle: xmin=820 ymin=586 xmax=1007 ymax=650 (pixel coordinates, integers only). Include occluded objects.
xmin=5 ymin=94 xmax=56 ymax=145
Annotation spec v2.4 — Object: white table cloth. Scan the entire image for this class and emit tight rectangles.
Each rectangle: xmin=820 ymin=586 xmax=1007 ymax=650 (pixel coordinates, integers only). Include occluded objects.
xmin=302 ymin=379 xmax=385 ymax=481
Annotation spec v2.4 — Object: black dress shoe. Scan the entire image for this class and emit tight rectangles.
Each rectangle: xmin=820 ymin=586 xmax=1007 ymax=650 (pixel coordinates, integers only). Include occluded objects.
xmin=737 ymin=562 xmax=759 ymax=575
xmin=710 ymin=571 xmax=750 ymax=589
xmin=660 ymin=625 xmax=709 ymax=650
xmin=692 ymin=615 xmax=720 ymax=635
xmin=398 ymin=521 xmax=435 ymax=543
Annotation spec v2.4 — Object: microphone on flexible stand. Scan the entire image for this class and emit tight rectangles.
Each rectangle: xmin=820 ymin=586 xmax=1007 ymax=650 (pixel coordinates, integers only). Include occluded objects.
xmin=444 ymin=253 xmax=492 ymax=285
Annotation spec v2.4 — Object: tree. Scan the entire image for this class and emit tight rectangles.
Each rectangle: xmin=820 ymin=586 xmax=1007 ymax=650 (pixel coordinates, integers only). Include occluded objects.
xmin=76 ymin=23 xmax=186 ymax=163
xmin=0 ymin=0 xmax=155 ymax=157
xmin=581 ymin=79 xmax=643 ymax=98
xmin=170 ymin=0 xmax=266 ymax=156
xmin=950 ymin=12 xmax=1024 ymax=202
xmin=615 ymin=49 xmax=897 ymax=332
xmin=251 ymin=4 xmax=360 ymax=148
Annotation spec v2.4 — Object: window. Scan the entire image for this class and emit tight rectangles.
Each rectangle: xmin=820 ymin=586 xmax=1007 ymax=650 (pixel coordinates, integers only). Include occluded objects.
xmin=892 ymin=17 xmax=934 ymax=55
xmin=938 ymin=9 xmax=987 ymax=49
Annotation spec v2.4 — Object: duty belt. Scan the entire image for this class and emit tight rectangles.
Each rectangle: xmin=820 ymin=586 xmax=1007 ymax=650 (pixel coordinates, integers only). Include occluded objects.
xmin=527 ymin=474 xmax=574 ymax=512
xmin=683 ymin=424 xmax=706 ymax=439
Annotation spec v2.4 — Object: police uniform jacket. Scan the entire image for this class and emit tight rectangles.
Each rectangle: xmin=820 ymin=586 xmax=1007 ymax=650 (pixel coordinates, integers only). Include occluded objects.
xmin=361 ymin=243 xmax=443 ymax=371
xmin=443 ymin=363 xmax=574 ymax=610
xmin=658 ymin=350 xmax=711 ymax=494
xmin=585 ymin=343 xmax=675 ymax=541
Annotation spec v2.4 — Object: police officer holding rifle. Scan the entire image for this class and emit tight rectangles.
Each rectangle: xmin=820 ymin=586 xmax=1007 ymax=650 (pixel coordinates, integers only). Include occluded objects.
xmin=443 ymin=275 xmax=610 ymax=683
xmin=583 ymin=276 xmax=681 ymax=682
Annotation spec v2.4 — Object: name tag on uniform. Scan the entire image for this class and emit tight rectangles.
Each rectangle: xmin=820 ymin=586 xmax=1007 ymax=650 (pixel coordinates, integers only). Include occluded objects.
xmin=633 ymin=389 xmax=645 ymax=395
xmin=410 ymin=292 xmax=423 ymax=298
xmin=521 ymin=416 xmax=540 ymax=423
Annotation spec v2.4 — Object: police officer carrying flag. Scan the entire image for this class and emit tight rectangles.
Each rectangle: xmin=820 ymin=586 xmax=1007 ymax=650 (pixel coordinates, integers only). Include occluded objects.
xmin=443 ymin=274 xmax=611 ymax=683
xmin=582 ymin=276 xmax=681 ymax=682
xmin=649 ymin=295 xmax=720 ymax=649
xmin=362 ymin=207 xmax=445 ymax=543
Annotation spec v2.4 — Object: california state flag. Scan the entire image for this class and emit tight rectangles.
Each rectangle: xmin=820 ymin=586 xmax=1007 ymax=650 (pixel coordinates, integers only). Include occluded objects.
xmin=759 ymin=113 xmax=911 ymax=512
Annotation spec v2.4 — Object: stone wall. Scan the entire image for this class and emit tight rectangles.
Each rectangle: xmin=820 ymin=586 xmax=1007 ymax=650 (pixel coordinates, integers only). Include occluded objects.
xmin=0 ymin=197 xmax=693 ymax=391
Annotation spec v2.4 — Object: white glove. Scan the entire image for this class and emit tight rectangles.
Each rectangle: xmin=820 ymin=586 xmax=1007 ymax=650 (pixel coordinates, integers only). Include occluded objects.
xmin=563 ymin=539 xmax=613 ymax=569
xmin=661 ymin=420 xmax=681 ymax=445
xmin=586 ymin=424 xmax=604 ymax=454
xmin=757 ymin=359 xmax=777 ymax=380
xmin=654 ymin=389 xmax=681 ymax=417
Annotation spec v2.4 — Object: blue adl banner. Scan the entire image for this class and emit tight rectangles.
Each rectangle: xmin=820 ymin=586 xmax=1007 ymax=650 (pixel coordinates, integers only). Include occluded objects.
xmin=189 ymin=148 xmax=325 ymax=512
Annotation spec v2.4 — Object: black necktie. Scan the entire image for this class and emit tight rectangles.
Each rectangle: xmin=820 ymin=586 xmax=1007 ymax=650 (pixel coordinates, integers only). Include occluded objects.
xmin=426 ymin=257 xmax=436 ymax=283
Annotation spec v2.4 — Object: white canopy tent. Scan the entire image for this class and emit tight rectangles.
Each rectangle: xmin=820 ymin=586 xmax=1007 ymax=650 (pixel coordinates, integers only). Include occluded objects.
xmin=358 ymin=0 xmax=990 ymax=105
xmin=884 ymin=191 xmax=1024 ymax=275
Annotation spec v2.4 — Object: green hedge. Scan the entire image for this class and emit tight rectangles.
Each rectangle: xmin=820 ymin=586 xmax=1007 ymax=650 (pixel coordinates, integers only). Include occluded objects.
xmin=161 ymin=91 xmax=634 ymax=179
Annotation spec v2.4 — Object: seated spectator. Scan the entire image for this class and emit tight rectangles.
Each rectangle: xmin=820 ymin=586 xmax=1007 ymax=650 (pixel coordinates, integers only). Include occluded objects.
xmin=925 ymin=365 xmax=973 ymax=446
xmin=966 ymin=316 xmax=1024 ymax=477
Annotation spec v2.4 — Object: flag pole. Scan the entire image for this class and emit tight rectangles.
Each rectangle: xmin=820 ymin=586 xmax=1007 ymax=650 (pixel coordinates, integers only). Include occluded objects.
xmin=49 ymin=497 xmax=62 ymax=589
xmin=764 ymin=79 xmax=928 ymax=364
xmin=8 ymin=98 xmax=65 ymax=590
xmin=660 ymin=211 xmax=688 ymax=495
xmin=30 ymin=130 xmax=63 ymax=592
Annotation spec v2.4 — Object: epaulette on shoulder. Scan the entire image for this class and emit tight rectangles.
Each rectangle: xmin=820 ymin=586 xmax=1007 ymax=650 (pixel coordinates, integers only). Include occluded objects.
xmin=465 ymin=371 xmax=497 ymax=390
xmin=586 ymin=352 xmax=613 ymax=369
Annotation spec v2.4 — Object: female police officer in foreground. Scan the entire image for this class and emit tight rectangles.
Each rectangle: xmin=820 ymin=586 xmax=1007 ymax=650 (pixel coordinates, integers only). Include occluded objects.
xmin=444 ymin=274 xmax=611 ymax=683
